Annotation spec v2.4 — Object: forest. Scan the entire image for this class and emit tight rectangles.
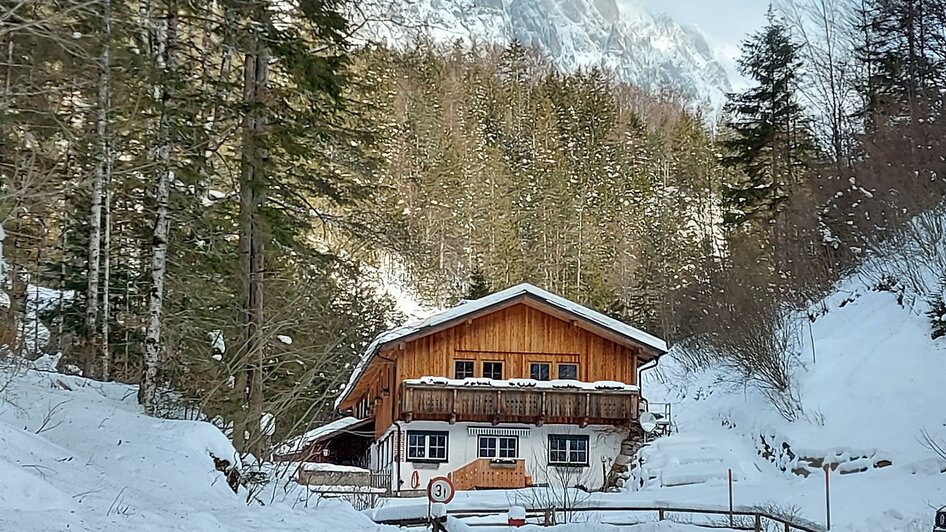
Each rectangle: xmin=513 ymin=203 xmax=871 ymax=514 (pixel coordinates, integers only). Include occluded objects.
xmin=2 ymin=0 xmax=945 ymax=459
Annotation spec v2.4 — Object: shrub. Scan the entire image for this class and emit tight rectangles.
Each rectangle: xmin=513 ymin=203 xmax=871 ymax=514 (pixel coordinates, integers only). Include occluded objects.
xmin=926 ymin=282 xmax=946 ymax=341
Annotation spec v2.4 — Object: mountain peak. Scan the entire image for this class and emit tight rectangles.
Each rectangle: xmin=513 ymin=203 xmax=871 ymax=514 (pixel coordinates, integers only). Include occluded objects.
xmin=359 ymin=0 xmax=731 ymax=108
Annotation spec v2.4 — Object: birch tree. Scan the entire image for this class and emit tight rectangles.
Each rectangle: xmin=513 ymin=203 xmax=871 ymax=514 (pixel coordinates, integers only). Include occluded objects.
xmin=85 ymin=0 xmax=112 ymax=378
xmin=141 ymin=0 xmax=178 ymax=414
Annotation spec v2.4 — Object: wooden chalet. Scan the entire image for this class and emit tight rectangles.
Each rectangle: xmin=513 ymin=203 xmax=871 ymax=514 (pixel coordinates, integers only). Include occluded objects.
xmin=331 ymin=283 xmax=667 ymax=493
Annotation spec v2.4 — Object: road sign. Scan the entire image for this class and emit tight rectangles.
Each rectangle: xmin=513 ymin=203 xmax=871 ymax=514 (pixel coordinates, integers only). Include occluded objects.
xmin=639 ymin=412 xmax=658 ymax=433
xmin=935 ymin=505 xmax=945 ymax=531
xmin=426 ymin=476 xmax=455 ymax=504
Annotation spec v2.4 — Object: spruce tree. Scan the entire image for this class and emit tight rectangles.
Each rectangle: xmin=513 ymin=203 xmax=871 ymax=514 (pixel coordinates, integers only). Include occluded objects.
xmin=721 ymin=9 xmax=812 ymax=227
xmin=465 ymin=268 xmax=491 ymax=300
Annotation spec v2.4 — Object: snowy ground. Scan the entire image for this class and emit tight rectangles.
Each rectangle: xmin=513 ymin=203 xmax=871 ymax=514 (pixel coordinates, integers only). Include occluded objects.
xmin=2 ymin=265 xmax=944 ymax=531
xmin=636 ymin=275 xmax=946 ymax=531
xmin=0 ymin=368 xmax=393 ymax=531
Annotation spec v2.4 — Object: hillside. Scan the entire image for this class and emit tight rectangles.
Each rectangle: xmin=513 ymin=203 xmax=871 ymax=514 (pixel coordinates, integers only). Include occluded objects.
xmin=0 ymin=369 xmax=392 ymax=531
xmin=636 ymin=273 xmax=946 ymax=530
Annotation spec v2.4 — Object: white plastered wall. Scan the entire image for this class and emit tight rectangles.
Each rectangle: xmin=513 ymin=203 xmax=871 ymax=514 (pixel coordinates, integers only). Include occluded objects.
xmin=370 ymin=421 xmax=624 ymax=493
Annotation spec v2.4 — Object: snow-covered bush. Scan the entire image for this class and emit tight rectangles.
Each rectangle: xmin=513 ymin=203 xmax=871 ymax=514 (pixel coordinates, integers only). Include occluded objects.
xmin=926 ymin=283 xmax=946 ymax=340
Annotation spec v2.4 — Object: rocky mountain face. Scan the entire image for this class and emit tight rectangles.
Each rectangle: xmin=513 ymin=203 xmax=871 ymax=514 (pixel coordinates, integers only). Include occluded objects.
xmin=360 ymin=0 xmax=732 ymax=108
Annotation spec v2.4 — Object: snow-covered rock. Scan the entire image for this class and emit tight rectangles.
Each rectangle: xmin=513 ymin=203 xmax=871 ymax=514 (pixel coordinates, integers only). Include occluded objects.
xmin=357 ymin=0 xmax=731 ymax=110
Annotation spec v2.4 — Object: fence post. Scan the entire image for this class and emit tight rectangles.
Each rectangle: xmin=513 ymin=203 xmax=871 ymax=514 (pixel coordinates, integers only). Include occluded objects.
xmin=824 ymin=464 xmax=831 ymax=530
xmin=728 ymin=468 xmax=734 ymax=527
xmin=754 ymin=514 xmax=762 ymax=532
xmin=658 ymin=509 xmax=665 ymax=521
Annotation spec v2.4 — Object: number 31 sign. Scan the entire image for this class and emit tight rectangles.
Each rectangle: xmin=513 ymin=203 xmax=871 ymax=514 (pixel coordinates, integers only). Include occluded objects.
xmin=426 ymin=476 xmax=455 ymax=504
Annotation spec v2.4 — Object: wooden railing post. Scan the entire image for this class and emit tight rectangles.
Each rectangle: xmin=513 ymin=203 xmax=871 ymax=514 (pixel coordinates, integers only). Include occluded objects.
xmin=754 ymin=514 xmax=762 ymax=532
xmin=658 ymin=509 xmax=665 ymax=521
xmin=450 ymin=389 xmax=458 ymax=424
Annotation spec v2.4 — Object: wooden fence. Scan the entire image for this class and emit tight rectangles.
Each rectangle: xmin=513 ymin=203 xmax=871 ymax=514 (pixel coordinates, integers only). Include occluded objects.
xmin=373 ymin=503 xmax=825 ymax=532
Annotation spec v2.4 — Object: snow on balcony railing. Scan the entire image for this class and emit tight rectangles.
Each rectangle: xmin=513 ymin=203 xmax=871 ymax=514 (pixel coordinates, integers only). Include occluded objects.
xmin=403 ymin=376 xmax=639 ymax=393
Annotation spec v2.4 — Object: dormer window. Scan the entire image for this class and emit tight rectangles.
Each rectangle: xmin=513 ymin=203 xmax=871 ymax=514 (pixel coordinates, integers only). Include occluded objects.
xmin=454 ymin=360 xmax=475 ymax=379
xmin=482 ymin=361 xmax=503 ymax=380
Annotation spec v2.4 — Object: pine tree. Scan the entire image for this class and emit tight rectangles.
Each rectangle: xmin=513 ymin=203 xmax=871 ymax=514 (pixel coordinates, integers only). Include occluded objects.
xmin=721 ymin=9 xmax=813 ymax=227
xmin=464 ymin=268 xmax=491 ymax=300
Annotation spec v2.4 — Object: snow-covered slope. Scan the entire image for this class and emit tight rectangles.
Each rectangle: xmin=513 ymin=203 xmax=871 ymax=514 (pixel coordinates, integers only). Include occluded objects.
xmin=638 ymin=274 xmax=946 ymax=530
xmin=360 ymin=0 xmax=732 ymax=109
xmin=0 ymin=369 xmax=392 ymax=531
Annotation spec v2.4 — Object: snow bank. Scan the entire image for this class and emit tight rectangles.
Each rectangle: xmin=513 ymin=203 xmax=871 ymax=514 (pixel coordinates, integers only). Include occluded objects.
xmin=637 ymin=273 xmax=946 ymax=530
xmin=0 ymin=369 xmax=394 ymax=531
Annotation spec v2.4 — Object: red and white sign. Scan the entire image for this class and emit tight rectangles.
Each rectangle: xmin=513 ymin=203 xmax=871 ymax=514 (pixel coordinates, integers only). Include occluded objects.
xmin=426 ymin=476 xmax=455 ymax=504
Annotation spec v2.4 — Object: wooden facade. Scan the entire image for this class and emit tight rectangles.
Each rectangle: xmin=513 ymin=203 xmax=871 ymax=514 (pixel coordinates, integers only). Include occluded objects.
xmin=340 ymin=298 xmax=659 ymax=437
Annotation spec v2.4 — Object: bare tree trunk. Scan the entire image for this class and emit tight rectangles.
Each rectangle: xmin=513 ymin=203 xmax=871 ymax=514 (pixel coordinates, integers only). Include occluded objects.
xmin=141 ymin=1 xmax=177 ymax=414
xmin=236 ymin=36 xmax=269 ymax=458
xmin=85 ymin=0 xmax=111 ymax=378
xmin=101 ymin=183 xmax=111 ymax=379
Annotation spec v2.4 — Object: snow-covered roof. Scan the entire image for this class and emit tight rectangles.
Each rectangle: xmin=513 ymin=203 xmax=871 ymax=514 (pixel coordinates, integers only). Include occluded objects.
xmin=273 ymin=417 xmax=370 ymax=456
xmin=335 ymin=283 xmax=667 ymax=409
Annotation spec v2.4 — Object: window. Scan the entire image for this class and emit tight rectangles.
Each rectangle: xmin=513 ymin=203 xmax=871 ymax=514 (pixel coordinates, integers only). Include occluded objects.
xmin=406 ymin=431 xmax=448 ymax=462
xmin=548 ymin=435 xmax=589 ymax=466
xmin=454 ymin=360 xmax=474 ymax=379
xmin=478 ymin=436 xmax=518 ymax=459
xmin=558 ymin=363 xmax=578 ymax=380
xmin=530 ymin=363 xmax=550 ymax=381
xmin=483 ymin=361 xmax=503 ymax=380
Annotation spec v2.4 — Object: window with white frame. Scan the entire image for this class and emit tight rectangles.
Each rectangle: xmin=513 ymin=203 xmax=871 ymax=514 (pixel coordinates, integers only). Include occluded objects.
xmin=548 ymin=435 xmax=589 ymax=466
xmin=406 ymin=431 xmax=448 ymax=462
xmin=478 ymin=435 xmax=518 ymax=459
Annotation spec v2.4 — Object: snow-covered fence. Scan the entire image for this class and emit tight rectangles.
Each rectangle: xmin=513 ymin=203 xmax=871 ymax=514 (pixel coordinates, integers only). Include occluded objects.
xmin=369 ymin=501 xmax=825 ymax=531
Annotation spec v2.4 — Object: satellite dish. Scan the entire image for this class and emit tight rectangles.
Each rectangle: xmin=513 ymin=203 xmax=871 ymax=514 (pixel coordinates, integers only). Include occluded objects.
xmin=639 ymin=412 xmax=658 ymax=433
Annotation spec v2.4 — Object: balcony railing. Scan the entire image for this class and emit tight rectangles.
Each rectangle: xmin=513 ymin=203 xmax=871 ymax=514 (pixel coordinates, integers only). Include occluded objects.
xmin=400 ymin=380 xmax=640 ymax=426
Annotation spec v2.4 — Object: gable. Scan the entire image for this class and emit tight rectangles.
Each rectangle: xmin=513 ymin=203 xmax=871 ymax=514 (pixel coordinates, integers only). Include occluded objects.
xmin=392 ymin=302 xmax=640 ymax=384
xmin=387 ymin=294 xmax=663 ymax=357
xmin=334 ymin=283 xmax=667 ymax=411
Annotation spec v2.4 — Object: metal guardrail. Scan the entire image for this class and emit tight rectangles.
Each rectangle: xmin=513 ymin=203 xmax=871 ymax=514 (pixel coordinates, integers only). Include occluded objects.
xmin=373 ymin=503 xmax=825 ymax=532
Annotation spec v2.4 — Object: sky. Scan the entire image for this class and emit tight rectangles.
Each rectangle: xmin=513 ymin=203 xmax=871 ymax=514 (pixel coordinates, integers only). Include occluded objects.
xmin=632 ymin=0 xmax=771 ymax=88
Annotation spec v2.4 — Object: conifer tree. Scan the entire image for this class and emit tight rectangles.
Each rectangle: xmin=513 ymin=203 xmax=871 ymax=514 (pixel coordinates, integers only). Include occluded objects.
xmin=721 ymin=9 xmax=813 ymax=227
xmin=854 ymin=0 xmax=946 ymax=122
xmin=464 ymin=268 xmax=491 ymax=300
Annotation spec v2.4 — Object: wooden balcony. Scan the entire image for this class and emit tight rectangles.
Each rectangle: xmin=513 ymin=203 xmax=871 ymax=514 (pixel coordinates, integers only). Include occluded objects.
xmin=400 ymin=381 xmax=640 ymax=427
